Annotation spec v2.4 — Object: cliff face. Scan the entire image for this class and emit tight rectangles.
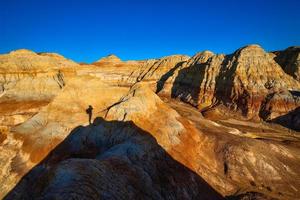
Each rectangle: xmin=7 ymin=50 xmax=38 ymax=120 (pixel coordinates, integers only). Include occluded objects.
xmin=1 ymin=46 xmax=300 ymax=200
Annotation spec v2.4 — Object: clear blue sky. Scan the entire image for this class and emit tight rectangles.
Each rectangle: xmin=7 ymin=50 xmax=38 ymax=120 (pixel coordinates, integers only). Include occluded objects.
xmin=1 ymin=0 xmax=299 ymax=63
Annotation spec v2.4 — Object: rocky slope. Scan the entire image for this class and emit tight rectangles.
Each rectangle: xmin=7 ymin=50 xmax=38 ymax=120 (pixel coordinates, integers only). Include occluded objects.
xmin=1 ymin=45 xmax=300 ymax=199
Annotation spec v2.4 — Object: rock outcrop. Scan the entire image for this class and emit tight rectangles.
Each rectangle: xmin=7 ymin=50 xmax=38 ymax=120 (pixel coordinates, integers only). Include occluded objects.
xmin=215 ymin=45 xmax=300 ymax=119
xmin=149 ymin=45 xmax=300 ymax=122
xmin=0 ymin=49 xmax=78 ymax=102
xmin=170 ymin=51 xmax=221 ymax=108
xmin=93 ymin=54 xmax=122 ymax=65
xmin=0 ymin=49 xmax=77 ymax=72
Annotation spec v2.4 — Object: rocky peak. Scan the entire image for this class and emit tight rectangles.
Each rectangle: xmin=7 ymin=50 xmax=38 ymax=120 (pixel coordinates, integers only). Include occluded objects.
xmin=214 ymin=44 xmax=300 ymax=118
xmin=233 ymin=44 xmax=267 ymax=61
xmin=95 ymin=54 xmax=122 ymax=63
xmin=236 ymin=44 xmax=263 ymax=51
xmin=187 ymin=51 xmax=214 ymax=66
xmin=8 ymin=49 xmax=37 ymax=56
xmin=231 ymin=44 xmax=297 ymax=88
xmin=155 ymin=55 xmax=190 ymax=67
xmin=194 ymin=50 xmax=214 ymax=58
xmin=0 ymin=49 xmax=78 ymax=72
xmin=37 ymin=52 xmax=66 ymax=59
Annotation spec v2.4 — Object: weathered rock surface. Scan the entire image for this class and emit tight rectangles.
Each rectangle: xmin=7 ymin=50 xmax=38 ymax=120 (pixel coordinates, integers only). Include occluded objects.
xmin=0 ymin=49 xmax=78 ymax=102
xmin=259 ymin=90 xmax=300 ymax=121
xmin=80 ymin=45 xmax=300 ymax=124
xmin=1 ymin=45 xmax=300 ymax=200
xmin=93 ymin=54 xmax=122 ymax=65
xmin=169 ymin=45 xmax=300 ymax=121
xmin=0 ymin=49 xmax=77 ymax=71
xmin=170 ymin=51 xmax=220 ymax=108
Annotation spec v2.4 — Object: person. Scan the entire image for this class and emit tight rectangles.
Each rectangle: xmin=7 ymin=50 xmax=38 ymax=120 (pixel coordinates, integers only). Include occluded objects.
xmin=86 ymin=105 xmax=93 ymax=125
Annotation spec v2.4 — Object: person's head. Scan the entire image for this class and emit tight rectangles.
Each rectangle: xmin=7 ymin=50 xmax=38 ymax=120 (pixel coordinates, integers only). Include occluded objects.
xmin=89 ymin=105 xmax=92 ymax=108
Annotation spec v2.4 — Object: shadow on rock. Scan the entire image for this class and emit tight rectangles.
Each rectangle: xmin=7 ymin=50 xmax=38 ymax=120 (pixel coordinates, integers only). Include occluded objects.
xmin=4 ymin=117 xmax=224 ymax=200
xmin=289 ymin=90 xmax=300 ymax=97
xmin=156 ymin=61 xmax=185 ymax=94
xmin=271 ymin=107 xmax=300 ymax=131
xmin=171 ymin=58 xmax=210 ymax=107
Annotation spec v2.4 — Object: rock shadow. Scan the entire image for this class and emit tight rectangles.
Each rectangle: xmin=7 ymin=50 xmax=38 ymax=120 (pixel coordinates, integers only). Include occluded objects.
xmin=273 ymin=47 xmax=300 ymax=80
xmin=171 ymin=58 xmax=210 ymax=107
xmin=156 ymin=61 xmax=185 ymax=93
xmin=270 ymin=107 xmax=300 ymax=131
xmin=214 ymin=53 xmax=251 ymax=116
xmin=289 ymin=90 xmax=300 ymax=97
xmin=4 ymin=117 xmax=224 ymax=200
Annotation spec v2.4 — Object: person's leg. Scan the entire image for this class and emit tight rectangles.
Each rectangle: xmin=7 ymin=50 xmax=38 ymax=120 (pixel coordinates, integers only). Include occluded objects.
xmin=89 ymin=113 xmax=92 ymax=124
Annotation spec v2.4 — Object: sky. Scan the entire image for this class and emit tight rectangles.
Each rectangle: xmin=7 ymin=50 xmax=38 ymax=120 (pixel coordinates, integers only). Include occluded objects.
xmin=0 ymin=0 xmax=300 ymax=63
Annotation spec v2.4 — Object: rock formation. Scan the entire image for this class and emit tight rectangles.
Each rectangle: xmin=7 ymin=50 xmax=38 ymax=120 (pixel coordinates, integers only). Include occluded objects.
xmin=82 ymin=45 xmax=300 ymax=124
xmin=1 ymin=45 xmax=300 ymax=200
xmin=93 ymin=54 xmax=122 ymax=65
xmin=168 ymin=45 xmax=300 ymax=121
xmin=0 ymin=49 xmax=78 ymax=102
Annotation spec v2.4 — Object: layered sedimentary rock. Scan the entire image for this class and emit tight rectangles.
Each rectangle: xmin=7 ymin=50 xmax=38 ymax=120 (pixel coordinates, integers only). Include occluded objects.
xmin=0 ymin=49 xmax=79 ymax=197
xmin=78 ymin=54 xmax=190 ymax=89
xmin=167 ymin=45 xmax=300 ymax=121
xmin=170 ymin=51 xmax=221 ymax=108
xmin=0 ymin=49 xmax=77 ymax=72
xmin=81 ymin=45 xmax=300 ymax=123
xmin=1 ymin=45 xmax=300 ymax=200
xmin=0 ymin=49 xmax=79 ymax=129
xmin=0 ymin=49 xmax=78 ymax=102
xmin=93 ymin=54 xmax=122 ymax=64
xmin=215 ymin=45 xmax=300 ymax=119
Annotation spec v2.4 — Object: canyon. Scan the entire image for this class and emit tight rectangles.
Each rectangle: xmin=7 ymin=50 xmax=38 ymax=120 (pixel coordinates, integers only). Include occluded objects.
xmin=0 ymin=45 xmax=300 ymax=200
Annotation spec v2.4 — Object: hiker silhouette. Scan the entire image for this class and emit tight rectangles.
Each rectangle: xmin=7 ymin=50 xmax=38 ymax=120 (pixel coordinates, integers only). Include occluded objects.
xmin=86 ymin=105 xmax=93 ymax=124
